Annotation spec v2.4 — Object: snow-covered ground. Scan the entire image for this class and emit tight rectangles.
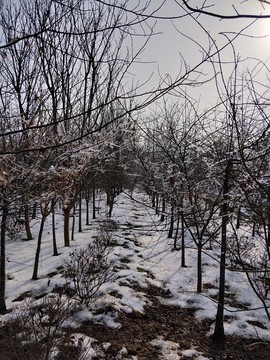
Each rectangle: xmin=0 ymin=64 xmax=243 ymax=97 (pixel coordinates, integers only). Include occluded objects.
xmin=1 ymin=190 xmax=270 ymax=359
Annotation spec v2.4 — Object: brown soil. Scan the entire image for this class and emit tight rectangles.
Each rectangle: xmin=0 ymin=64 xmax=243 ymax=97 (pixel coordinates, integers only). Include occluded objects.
xmin=1 ymin=283 xmax=270 ymax=359
xmin=68 ymin=284 xmax=270 ymax=359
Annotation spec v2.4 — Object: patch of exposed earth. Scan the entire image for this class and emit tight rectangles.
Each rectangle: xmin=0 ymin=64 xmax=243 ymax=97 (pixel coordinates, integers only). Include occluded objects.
xmin=1 ymin=194 xmax=270 ymax=359
xmin=65 ymin=284 xmax=270 ymax=360
xmin=2 ymin=281 xmax=270 ymax=359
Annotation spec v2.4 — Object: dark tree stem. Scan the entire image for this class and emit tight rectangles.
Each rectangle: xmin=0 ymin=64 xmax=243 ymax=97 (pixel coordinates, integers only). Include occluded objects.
xmin=212 ymin=159 xmax=232 ymax=343
xmin=0 ymin=200 xmax=8 ymax=314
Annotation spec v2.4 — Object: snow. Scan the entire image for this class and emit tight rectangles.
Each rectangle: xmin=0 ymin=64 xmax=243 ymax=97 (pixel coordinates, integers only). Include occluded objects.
xmin=1 ymin=189 xmax=270 ymax=359
xmin=151 ymin=337 xmax=180 ymax=360
xmin=180 ymin=349 xmax=209 ymax=360
xmin=69 ymin=334 xmax=97 ymax=359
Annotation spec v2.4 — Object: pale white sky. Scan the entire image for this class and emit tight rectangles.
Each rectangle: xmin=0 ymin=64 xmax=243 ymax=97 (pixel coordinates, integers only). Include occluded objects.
xmin=127 ymin=0 xmax=270 ymax=110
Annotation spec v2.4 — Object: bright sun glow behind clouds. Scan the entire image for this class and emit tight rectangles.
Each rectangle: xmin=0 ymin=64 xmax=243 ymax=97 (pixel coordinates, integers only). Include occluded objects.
xmin=127 ymin=0 xmax=270 ymax=110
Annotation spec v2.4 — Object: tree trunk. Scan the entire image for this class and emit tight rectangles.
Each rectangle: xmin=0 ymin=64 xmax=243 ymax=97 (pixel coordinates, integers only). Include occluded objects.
xmin=63 ymin=207 xmax=71 ymax=247
xmin=0 ymin=200 xmax=8 ymax=314
xmin=85 ymin=188 xmax=90 ymax=225
xmin=173 ymin=213 xmax=180 ymax=250
xmin=212 ymin=213 xmax=227 ymax=342
xmin=24 ymin=204 xmax=33 ymax=240
xmin=181 ymin=212 xmax=186 ymax=267
xmin=197 ymin=241 xmax=202 ymax=293
xmin=252 ymin=217 xmax=256 ymax=237
xmin=32 ymin=203 xmax=37 ymax=219
xmin=155 ymin=193 xmax=159 ymax=215
xmin=152 ymin=191 xmax=156 ymax=208
xmin=71 ymin=206 xmax=75 ymax=241
xmin=160 ymin=197 xmax=165 ymax=222
xmin=51 ymin=200 xmax=59 ymax=256
xmin=92 ymin=182 xmax=96 ymax=220
xmin=107 ymin=187 xmax=115 ymax=217
xmin=266 ymin=204 xmax=270 ymax=259
xmin=168 ymin=204 xmax=174 ymax=238
xmin=236 ymin=206 xmax=241 ymax=229
xmin=78 ymin=190 xmax=82 ymax=233
xmin=32 ymin=214 xmax=46 ymax=280
xmin=212 ymin=159 xmax=232 ymax=343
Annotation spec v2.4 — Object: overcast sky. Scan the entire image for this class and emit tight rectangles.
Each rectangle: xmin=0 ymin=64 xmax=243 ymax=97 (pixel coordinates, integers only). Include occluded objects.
xmin=128 ymin=0 xmax=270 ymax=110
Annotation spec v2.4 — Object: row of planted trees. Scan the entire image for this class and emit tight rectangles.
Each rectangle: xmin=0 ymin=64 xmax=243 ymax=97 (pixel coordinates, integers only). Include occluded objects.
xmin=135 ymin=56 xmax=270 ymax=340
xmin=0 ymin=0 xmax=146 ymax=314
xmin=0 ymin=108 xmax=136 ymax=309
xmin=1 ymin=0 xmax=270 ymax=345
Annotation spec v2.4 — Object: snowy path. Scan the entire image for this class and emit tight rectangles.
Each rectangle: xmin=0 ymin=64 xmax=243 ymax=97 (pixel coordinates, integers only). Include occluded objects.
xmin=2 ymin=190 xmax=270 ymax=359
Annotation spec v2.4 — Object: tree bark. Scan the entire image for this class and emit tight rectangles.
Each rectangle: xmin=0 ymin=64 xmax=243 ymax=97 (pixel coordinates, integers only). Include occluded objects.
xmin=236 ymin=206 xmax=241 ymax=229
xmin=85 ymin=188 xmax=90 ymax=225
xmin=51 ymin=200 xmax=59 ymax=256
xmin=0 ymin=200 xmax=8 ymax=314
xmin=173 ymin=213 xmax=180 ymax=250
xmin=266 ymin=202 xmax=270 ymax=259
xmin=63 ymin=207 xmax=71 ymax=247
xmin=155 ymin=193 xmax=159 ymax=215
xmin=152 ymin=191 xmax=156 ymax=208
xmin=71 ymin=206 xmax=75 ymax=241
xmin=212 ymin=159 xmax=232 ymax=343
xmin=160 ymin=197 xmax=165 ymax=222
xmin=32 ymin=214 xmax=46 ymax=280
xmin=78 ymin=190 xmax=82 ymax=233
xmin=252 ymin=214 xmax=256 ymax=237
xmin=32 ymin=203 xmax=37 ymax=219
xmin=181 ymin=212 xmax=186 ymax=267
xmin=24 ymin=204 xmax=33 ymax=240
xmin=197 ymin=241 xmax=202 ymax=293
xmin=92 ymin=182 xmax=96 ymax=220
xmin=107 ymin=187 xmax=115 ymax=217
xmin=168 ymin=203 xmax=174 ymax=238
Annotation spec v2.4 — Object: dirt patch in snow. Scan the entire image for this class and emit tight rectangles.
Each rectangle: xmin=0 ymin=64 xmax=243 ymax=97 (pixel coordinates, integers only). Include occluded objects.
xmin=1 ymin=283 xmax=270 ymax=359
xmin=73 ymin=284 xmax=270 ymax=359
